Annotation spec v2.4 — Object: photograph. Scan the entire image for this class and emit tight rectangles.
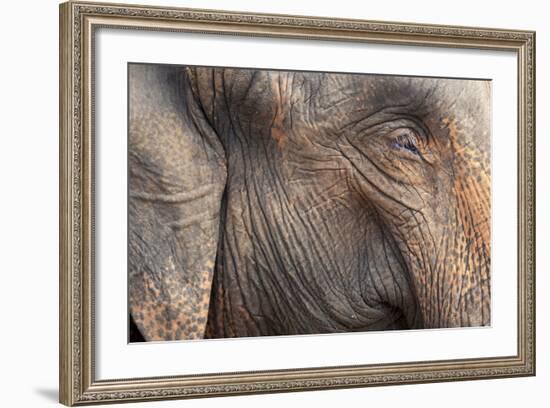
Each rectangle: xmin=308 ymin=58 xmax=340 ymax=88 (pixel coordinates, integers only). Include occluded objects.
xmin=128 ymin=63 xmax=492 ymax=342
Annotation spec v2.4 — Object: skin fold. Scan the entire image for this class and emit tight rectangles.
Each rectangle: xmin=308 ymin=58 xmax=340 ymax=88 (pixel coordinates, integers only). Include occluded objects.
xmin=128 ymin=63 xmax=491 ymax=341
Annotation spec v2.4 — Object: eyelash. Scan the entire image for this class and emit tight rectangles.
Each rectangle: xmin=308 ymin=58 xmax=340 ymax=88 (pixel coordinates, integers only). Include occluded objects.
xmin=391 ymin=131 xmax=420 ymax=155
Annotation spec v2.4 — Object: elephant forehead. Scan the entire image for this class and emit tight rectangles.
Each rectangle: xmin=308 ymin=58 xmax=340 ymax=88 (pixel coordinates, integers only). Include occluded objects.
xmin=190 ymin=67 xmax=438 ymax=112
xmin=189 ymin=67 xmax=490 ymax=153
xmin=190 ymin=67 xmax=488 ymax=111
xmin=303 ymin=73 xmax=489 ymax=122
xmin=252 ymin=70 xmax=482 ymax=120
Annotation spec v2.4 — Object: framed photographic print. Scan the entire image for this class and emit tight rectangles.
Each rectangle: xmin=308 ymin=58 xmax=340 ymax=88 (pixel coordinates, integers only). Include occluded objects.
xmin=59 ymin=1 xmax=536 ymax=405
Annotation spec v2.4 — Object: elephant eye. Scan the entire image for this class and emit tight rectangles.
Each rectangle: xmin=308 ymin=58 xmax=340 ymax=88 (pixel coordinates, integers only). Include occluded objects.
xmin=389 ymin=128 xmax=421 ymax=156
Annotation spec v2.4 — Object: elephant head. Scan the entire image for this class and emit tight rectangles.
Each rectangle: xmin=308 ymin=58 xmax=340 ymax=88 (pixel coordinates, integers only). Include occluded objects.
xmin=128 ymin=63 xmax=491 ymax=341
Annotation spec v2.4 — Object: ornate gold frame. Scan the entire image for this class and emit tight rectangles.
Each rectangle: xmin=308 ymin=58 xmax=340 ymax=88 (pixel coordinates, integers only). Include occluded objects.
xmin=59 ymin=1 xmax=536 ymax=405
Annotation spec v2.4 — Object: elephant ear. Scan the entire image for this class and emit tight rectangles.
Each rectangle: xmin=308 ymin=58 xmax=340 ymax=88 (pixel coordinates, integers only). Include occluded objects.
xmin=128 ymin=64 xmax=226 ymax=341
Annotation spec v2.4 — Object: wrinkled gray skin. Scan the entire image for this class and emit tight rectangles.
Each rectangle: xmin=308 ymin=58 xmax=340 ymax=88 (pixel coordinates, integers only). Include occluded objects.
xmin=128 ymin=63 xmax=491 ymax=341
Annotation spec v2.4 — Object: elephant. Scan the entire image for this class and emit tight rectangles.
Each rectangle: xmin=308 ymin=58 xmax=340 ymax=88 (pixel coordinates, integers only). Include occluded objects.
xmin=128 ymin=63 xmax=491 ymax=342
